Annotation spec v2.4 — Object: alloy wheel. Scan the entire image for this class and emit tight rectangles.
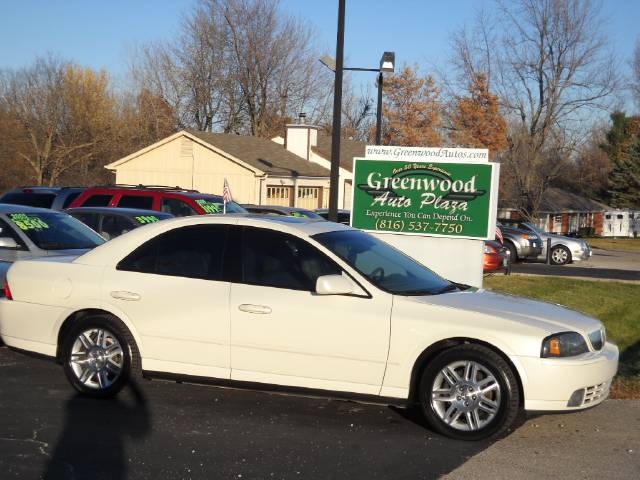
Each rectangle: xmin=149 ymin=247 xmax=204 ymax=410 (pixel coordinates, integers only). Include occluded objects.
xmin=69 ymin=328 xmax=124 ymax=390
xmin=430 ymin=360 xmax=501 ymax=431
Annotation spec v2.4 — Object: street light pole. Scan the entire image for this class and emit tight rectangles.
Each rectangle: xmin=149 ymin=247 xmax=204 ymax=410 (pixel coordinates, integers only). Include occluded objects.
xmin=375 ymin=72 xmax=383 ymax=145
xmin=328 ymin=0 xmax=345 ymax=223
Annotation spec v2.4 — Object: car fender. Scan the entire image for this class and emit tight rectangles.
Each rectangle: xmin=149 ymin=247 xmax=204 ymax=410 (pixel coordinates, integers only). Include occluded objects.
xmin=54 ymin=301 xmax=145 ymax=359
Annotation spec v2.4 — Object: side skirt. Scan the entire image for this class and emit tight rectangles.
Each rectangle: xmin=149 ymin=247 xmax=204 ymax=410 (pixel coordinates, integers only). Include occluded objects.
xmin=143 ymin=370 xmax=409 ymax=408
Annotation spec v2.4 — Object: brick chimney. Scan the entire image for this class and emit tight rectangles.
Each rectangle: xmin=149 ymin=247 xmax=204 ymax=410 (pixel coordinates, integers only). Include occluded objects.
xmin=284 ymin=113 xmax=319 ymax=161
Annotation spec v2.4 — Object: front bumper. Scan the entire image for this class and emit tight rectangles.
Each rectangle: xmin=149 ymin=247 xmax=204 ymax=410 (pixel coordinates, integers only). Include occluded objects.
xmin=514 ymin=341 xmax=618 ymax=411
xmin=572 ymin=246 xmax=592 ymax=261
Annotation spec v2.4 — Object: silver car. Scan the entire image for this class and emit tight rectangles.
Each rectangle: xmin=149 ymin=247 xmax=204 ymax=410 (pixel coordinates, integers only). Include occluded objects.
xmin=500 ymin=220 xmax=592 ymax=265
xmin=0 ymin=204 xmax=105 ymax=294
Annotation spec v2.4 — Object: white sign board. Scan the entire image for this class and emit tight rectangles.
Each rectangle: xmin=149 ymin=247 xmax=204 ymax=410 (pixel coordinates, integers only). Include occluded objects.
xmin=365 ymin=146 xmax=489 ymax=162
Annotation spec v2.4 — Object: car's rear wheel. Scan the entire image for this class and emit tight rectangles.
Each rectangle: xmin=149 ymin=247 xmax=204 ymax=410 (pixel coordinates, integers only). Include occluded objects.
xmin=550 ymin=245 xmax=571 ymax=265
xmin=418 ymin=344 xmax=521 ymax=441
xmin=504 ymin=241 xmax=517 ymax=264
xmin=62 ymin=316 xmax=138 ymax=397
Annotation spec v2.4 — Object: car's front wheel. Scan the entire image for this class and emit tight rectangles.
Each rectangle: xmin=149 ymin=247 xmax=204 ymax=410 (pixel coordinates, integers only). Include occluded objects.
xmin=550 ymin=245 xmax=571 ymax=265
xmin=418 ymin=344 xmax=521 ymax=441
xmin=62 ymin=316 xmax=138 ymax=397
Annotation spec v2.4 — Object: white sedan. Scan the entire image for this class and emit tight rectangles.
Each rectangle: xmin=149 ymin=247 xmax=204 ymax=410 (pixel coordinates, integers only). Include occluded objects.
xmin=0 ymin=215 xmax=618 ymax=440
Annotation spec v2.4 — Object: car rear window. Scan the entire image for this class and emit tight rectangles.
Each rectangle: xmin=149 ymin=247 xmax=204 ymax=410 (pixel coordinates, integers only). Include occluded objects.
xmin=0 ymin=192 xmax=56 ymax=209
xmin=82 ymin=194 xmax=113 ymax=207
xmin=7 ymin=212 xmax=105 ymax=250
xmin=61 ymin=192 xmax=82 ymax=209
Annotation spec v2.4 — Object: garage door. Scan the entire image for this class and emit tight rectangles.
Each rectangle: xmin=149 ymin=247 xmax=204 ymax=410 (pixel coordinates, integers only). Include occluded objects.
xmin=266 ymin=186 xmax=293 ymax=207
xmin=297 ymin=187 xmax=321 ymax=209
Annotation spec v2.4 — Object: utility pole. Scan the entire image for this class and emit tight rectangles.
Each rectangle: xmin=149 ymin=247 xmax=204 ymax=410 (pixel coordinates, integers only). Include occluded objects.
xmin=328 ymin=0 xmax=345 ymax=223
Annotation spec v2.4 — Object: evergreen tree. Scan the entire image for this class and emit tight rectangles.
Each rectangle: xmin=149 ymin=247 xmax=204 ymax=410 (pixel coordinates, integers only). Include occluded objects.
xmin=601 ymin=112 xmax=640 ymax=208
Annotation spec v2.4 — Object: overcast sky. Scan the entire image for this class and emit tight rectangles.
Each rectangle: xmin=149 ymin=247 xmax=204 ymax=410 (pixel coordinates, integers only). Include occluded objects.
xmin=1 ymin=0 xmax=638 ymax=110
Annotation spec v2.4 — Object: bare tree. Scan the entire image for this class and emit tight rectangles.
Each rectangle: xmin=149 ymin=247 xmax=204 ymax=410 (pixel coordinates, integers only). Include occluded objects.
xmin=0 ymin=57 xmax=117 ymax=186
xmin=632 ymin=38 xmax=640 ymax=108
xmin=131 ymin=0 xmax=332 ymax=137
xmin=450 ymin=0 xmax=619 ymax=219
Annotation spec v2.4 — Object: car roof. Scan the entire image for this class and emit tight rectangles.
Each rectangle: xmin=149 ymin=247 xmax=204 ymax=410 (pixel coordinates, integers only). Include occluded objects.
xmin=0 ymin=203 xmax=66 ymax=214
xmin=66 ymin=207 xmax=174 ymax=217
xmin=75 ymin=214 xmax=352 ymax=267
xmin=243 ymin=204 xmax=315 ymax=213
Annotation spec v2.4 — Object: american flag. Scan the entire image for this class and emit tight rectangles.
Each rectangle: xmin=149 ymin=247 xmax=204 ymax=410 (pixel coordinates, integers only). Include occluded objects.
xmin=495 ymin=226 xmax=504 ymax=244
xmin=223 ymin=178 xmax=233 ymax=204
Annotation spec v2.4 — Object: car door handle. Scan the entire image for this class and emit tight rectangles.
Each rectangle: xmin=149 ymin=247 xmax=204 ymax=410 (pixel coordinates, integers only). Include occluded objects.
xmin=238 ymin=304 xmax=272 ymax=314
xmin=110 ymin=291 xmax=141 ymax=301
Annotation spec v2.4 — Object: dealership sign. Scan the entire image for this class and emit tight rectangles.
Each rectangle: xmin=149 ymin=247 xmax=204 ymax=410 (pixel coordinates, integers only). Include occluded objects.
xmin=350 ymin=158 xmax=499 ymax=240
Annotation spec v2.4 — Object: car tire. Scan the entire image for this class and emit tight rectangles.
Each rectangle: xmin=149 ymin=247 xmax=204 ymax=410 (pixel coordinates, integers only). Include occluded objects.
xmin=550 ymin=245 xmax=571 ymax=265
xmin=418 ymin=344 xmax=521 ymax=441
xmin=505 ymin=241 xmax=518 ymax=264
xmin=61 ymin=315 xmax=140 ymax=398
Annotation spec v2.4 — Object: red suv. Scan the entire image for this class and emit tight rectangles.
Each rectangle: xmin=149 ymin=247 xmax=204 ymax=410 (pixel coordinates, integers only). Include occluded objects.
xmin=68 ymin=185 xmax=246 ymax=217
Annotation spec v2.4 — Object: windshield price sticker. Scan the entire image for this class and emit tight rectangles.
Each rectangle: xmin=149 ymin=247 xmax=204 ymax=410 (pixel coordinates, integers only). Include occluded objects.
xmin=351 ymin=158 xmax=499 ymax=240
xmin=9 ymin=213 xmax=50 ymax=231
xmin=135 ymin=215 xmax=160 ymax=224
xmin=289 ymin=212 xmax=309 ymax=218
xmin=195 ymin=199 xmax=222 ymax=214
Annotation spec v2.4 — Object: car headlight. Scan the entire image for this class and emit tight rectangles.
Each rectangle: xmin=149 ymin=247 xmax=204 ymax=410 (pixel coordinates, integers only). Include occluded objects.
xmin=483 ymin=244 xmax=492 ymax=253
xmin=541 ymin=332 xmax=589 ymax=358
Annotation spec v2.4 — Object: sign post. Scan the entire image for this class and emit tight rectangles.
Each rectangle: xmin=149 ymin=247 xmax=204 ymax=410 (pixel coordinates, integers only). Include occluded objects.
xmin=352 ymin=147 xmax=499 ymax=288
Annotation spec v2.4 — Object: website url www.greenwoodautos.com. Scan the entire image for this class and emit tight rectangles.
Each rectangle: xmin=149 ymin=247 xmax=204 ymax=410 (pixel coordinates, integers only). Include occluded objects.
xmin=366 ymin=147 xmax=488 ymax=160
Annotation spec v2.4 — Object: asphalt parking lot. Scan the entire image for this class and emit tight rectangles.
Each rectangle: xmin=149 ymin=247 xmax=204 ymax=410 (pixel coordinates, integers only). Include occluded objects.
xmin=1 ymin=346 xmax=639 ymax=480
xmin=511 ymin=248 xmax=640 ymax=281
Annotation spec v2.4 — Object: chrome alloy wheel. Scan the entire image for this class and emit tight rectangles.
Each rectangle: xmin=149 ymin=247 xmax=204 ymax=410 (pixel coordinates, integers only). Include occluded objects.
xmin=430 ymin=360 xmax=501 ymax=431
xmin=551 ymin=247 xmax=569 ymax=264
xmin=69 ymin=328 xmax=124 ymax=390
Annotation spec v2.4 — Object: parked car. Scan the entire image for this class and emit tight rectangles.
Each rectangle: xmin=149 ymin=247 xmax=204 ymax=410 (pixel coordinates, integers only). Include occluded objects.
xmin=242 ymin=204 xmax=325 ymax=220
xmin=483 ymin=240 xmax=509 ymax=273
xmin=68 ymin=185 xmax=247 ymax=216
xmin=0 ymin=204 xmax=105 ymax=294
xmin=315 ymin=208 xmax=351 ymax=225
xmin=0 ymin=215 xmax=617 ymax=440
xmin=0 ymin=186 xmax=86 ymax=210
xmin=497 ymin=222 xmax=543 ymax=263
xmin=500 ymin=220 xmax=592 ymax=266
xmin=66 ymin=207 xmax=174 ymax=240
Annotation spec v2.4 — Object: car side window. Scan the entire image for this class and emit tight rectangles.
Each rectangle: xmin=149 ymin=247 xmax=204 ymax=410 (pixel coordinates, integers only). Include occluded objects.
xmin=161 ymin=197 xmax=197 ymax=217
xmin=100 ymin=215 xmax=134 ymax=240
xmin=0 ymin=218 xmax=26 ymax=249
xmin=118 ymin=195 xmax=154 ymax=210
xmin=241 ymin=227 xmax=341 ymax=291
xmin=69 ymin=212 xmax=100 ymax=231
xmin=117 ymin=225 xmax=229 ymax=280
xmin=83 ymin=194 xmax=113 ymax=207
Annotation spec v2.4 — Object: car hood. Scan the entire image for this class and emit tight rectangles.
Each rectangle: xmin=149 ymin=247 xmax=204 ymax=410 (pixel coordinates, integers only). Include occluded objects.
xmin=401 ymin=289 xmax=601 ymax=335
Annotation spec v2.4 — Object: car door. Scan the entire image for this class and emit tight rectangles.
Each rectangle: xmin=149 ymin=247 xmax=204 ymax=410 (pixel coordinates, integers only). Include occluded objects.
xmin=102 ymin=224 xmax=232 ymax=379
xmin=229 ymin=226 xmax=392 ymax=395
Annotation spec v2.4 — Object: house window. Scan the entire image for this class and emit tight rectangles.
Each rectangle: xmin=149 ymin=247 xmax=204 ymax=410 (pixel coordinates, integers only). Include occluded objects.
xmin=266 ymin=186 xmax=293 ymax=207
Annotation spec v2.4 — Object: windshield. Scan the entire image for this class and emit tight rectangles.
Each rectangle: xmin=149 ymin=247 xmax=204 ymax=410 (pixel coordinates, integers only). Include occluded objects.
xmin=313 ymin=230 xmax=453 ymax=295
xmin=194 ymin=196 xmax=247 ymax=214
xmin=8 ymin=212 xmax=105 ymax=250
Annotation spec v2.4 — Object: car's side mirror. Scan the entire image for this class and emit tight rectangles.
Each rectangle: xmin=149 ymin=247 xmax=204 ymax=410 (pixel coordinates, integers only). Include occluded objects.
xmin=315 ymin=274 xmax=355 ymax=295
xmin=0 ymin=237 xmax=19 ymax=249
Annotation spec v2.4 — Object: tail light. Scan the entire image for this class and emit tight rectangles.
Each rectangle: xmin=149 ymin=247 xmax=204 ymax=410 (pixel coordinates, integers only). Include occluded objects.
xmin=3 ymin=280 xmax=12 ymax=300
